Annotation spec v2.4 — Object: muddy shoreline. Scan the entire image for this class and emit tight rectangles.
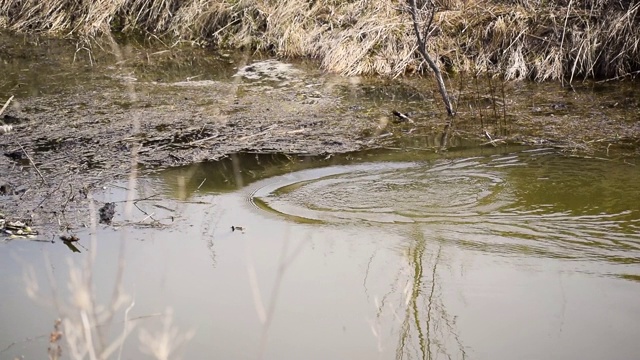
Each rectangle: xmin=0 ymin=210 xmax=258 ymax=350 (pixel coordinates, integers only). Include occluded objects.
xmin=1 ymin=45 xmax=639 ymax=236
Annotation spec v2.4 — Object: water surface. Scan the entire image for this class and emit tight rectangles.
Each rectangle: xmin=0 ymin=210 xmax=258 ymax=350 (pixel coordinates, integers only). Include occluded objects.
xmin=1 ymin=147 xmax=639 ymax=360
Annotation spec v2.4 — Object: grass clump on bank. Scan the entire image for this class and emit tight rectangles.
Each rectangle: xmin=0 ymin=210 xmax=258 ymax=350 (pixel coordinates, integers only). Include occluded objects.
xmin=0 ymin=0 xmax=639 ymax=81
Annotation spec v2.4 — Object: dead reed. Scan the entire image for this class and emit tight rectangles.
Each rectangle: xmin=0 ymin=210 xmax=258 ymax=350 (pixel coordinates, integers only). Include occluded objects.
xmin=0 ymin=0 xmax=638 ymax=81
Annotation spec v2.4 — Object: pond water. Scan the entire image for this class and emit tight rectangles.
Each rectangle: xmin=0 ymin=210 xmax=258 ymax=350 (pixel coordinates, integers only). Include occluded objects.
xmin=1 ymin=31 xmax=640 ymax=360
xmin=2 ymin=146 xmax=639 ymax=360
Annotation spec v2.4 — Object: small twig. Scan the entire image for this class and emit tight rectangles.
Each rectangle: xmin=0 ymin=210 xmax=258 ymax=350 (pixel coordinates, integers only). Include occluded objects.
xmin=127 ymin=193 xmax=162 ymax=204
xmin=138 ymin=143 xmax=169 ymax=154
xmin=392 ymin=110 xmax=415 ymax=124
xmin=32 ymin=181 xmax=64 ymax=211
xmin=144 ymin=29 xmax=169 ymax=48
xmin=148 ymin=50 xmax=170 ymax=57
xmin=480 ymin=139 xmax=506 ymax=146
xmin=108 ymin=183 xmax=131 ymax=191
xmin=153 ymin=204 xmax=175 ymax=212
xmin=238 ymin=125 xmax=278 ymax=142
xmin=483 ymin=130 xmax=498 ymax=147
xmin=422 ymin=0 xmax=437 ymax=44
xmin=17 ymin=142 xmax=47 ymax=185
xmin=133 ymin=202 xmax=157 ymax=222
xmin=211 ymin=19 xmax=241 ymax=38
xmin=61 ymin=183 xmax=74 ymax=213
xmin=0 ymin=95 xmax=14 ymax=117
xmin=186 ymin=74 xmax=203 ymax=81
xmin=284 ymin=128 xmax=306 ymax=135
xmin=138 ymin=213 xmax=156 ymax=223
xmin=189 ymin=130 xmax=220 ymax=145
xmin=19 ymin=188 xmax=30 ymax=201
xmin=196 ymin=178 xmax=207 ymax=190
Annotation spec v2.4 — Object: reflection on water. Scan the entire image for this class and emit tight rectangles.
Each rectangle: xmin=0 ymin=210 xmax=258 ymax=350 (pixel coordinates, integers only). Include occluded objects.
xmin=253 ymin=149 xmax=640 ymax=264
xmin=1 ymin=147 xmax=640 ymax=359
xmin=0 ymin=33 xmax=239 ymax=97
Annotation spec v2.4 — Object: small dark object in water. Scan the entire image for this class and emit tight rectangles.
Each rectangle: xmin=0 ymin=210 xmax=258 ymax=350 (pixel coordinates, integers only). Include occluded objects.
xmin=391 ymin=110 xmax=415 ymax=124
xmin=231 ymin=226 xmax=244 ymax=232
xmin=4 ymin=149 xmax=26 ymax=161
xmin=99 ymin=202 xmax=116 ymax=224
xmin=60 ymin=234 xmax=79 ymax=242
xmin=60 ymin=235 xmax=81 ymax=253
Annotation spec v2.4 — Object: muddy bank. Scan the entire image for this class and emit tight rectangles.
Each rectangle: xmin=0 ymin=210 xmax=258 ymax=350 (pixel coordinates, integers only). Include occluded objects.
xmin=0 ymin=60 xmax=377 ymax=235
xmin=1 ymin=37 xmax=639 ymax=236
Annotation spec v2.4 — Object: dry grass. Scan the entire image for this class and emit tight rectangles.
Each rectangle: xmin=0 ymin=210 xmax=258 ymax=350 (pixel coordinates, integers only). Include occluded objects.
xmin=0 ymin=0 xmax=638 ymax=80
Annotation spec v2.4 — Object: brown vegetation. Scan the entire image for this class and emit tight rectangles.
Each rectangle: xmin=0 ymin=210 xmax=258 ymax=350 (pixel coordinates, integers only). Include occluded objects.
xmin=0 ymin=0 xmax=638 ymax=80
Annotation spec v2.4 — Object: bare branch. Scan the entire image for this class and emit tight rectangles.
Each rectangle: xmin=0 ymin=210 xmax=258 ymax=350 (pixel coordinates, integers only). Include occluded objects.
xmin=407 ymin=0 xmax=455 ymax=117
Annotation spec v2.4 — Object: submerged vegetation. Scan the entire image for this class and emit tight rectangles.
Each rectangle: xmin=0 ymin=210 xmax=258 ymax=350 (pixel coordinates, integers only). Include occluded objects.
xmin=0 ymin=0 xmax=639 ymax=81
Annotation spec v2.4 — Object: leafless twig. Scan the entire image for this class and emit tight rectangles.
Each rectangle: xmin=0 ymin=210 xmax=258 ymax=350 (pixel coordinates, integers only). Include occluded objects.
xmin=17 ymin=142 xmax=47 ymax=185
xmin=196 ymin=178 xmax=207 ymax=190
xmin=61 ymin=183 xmax=74 ymax=213
xmin=189 ymin=130 xmax=220 ymax=145
xmin=133 ymin=201 xmax=158 ymax=222
xmin=0 ymin=95 xmax=14 ymax=117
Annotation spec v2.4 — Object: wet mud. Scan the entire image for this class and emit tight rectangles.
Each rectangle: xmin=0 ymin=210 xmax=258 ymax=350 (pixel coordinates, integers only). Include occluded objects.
xmin=0 ymin=56 xmax=379 ymax=235
xmin=1 ymin=34 xmax=639 ymax=236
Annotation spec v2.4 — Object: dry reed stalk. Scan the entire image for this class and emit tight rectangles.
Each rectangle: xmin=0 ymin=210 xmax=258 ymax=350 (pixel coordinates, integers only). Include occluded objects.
xmin=0 ymin=0 xmax=638 ymax=79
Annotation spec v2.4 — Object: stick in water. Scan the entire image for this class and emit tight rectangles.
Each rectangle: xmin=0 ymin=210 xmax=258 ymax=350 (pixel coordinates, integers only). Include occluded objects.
xmin=17 ymin=142 xmax=47 ymax=185
xmin=0 ymin=95 xmax=14 ymax=117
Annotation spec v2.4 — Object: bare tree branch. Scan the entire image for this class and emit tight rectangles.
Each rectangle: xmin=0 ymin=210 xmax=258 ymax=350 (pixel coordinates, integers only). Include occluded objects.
xmin=408 ymin=0 xmax=455 ymax=117
xmin=422 ymin=1 xmax=436 ymax=44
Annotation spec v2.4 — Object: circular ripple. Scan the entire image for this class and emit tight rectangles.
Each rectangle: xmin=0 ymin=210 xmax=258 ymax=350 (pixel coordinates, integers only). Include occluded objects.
xmin=251 ymin=160 xmax=510 ymax=223
xmin=248 ymin=153 xmax=640 ymax=264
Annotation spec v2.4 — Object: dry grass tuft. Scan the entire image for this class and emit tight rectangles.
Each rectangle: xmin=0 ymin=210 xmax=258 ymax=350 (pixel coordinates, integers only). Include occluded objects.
xmin=0 ymin=0 xmax=638 ymax=80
